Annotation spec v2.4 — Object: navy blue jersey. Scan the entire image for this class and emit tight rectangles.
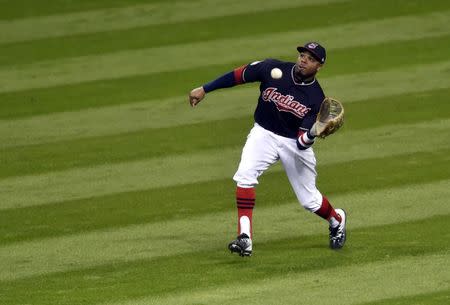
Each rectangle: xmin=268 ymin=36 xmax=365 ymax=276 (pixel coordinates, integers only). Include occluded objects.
xmin=241 ymin=59 xmax=325 ymax=139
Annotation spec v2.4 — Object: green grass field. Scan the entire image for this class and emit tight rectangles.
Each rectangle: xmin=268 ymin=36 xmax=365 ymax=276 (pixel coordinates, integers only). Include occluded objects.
xmin=1 ymin=0 xmax=449 ymax=304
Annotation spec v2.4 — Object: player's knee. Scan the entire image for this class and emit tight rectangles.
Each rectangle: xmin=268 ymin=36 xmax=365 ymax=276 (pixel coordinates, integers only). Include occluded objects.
xmin=233 ymin=170 xmax=259 ymax=187
xmin=298 ymin=193 xmax=322 ymax=212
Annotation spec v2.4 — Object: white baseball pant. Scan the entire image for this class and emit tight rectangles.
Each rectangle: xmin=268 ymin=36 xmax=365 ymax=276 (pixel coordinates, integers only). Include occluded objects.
xmin=233 ymin=123 xmax=323 ymax=212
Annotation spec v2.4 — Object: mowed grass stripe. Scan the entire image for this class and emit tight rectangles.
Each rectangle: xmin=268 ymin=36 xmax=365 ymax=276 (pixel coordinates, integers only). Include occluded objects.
xmin=1 ymin=88 xmax=449 ymax=179
xmin=357 ymin=291 xmax=450 ymax=305
xmin=2 ymin=35 xmax=450 ymax=119
xmin=1 ymin=149 xmax=447 ymax=244
xmin=111 ymin=254 xmax=449 ymax=305
xmin=0 ymin=119 xmax=448 ymax=210
xmin=2 ymin=61 xmax=449 ymax=149
xmin=0 ymin=0 xmax=346 ymax=44
xmin=0 ymin=0 xmax=167 ymax=20
xmin=0 ymin=180 xmax=448 ymax=282
xmin=1 ymin=11 xmax=449 ymax=93
xmin=2 ymin=0 xmax=445 ymax=67
xmin=1 ymin=216 xmax=448 ymax=305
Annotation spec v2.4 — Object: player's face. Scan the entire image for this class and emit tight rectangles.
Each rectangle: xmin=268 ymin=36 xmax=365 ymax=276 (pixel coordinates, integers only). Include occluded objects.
xmin=296 ymin=52 xmax=322 ymax=77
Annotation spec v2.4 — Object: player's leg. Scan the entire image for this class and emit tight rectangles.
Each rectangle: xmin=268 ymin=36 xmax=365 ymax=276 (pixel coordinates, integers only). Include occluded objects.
xmin=229 ymin=124 xmax=279 ymax=256
xmin=278 ymin=140 xmax=346 ymax=249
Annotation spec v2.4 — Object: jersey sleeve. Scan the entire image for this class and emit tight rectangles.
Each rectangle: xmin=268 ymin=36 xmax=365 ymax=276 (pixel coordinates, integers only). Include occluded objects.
xmin=297 ymin=91 xmax=325 ymax=149
xmin=241 ymin=59 xmax=278 ymax=83
xmin=297 ymin=111 xmax=318 ymax=150
xmin=241 ymin=60 xmax=265 ymax=83
xmin=299 ymin=90 xmax=325 ymax=131
xmin=202 ymin=60 xmax=268 ymax=93
xmin=299 ymin=110 xmax=317 ymax=131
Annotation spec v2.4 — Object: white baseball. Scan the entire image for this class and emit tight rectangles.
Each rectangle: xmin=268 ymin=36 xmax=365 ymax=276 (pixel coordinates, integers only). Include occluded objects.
xmin=270 ymin=68 xmax=283 ymax=79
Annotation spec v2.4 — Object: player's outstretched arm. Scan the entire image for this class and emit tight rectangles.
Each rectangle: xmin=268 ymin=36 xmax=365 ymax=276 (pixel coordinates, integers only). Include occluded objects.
xmin=189 ymin=86 xmax=206 ymax=107
xmin=188 ymin=64 xmax=250 ymax=107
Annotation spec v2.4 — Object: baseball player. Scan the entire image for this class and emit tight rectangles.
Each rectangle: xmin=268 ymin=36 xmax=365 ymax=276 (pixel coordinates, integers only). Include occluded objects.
xmin=188 ymin=42 xmax=346 ymax=256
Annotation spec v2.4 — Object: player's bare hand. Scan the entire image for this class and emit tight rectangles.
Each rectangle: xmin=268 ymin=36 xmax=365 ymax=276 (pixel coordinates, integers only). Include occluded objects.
xmin=189 ymin=87 xmax=206 ymax=107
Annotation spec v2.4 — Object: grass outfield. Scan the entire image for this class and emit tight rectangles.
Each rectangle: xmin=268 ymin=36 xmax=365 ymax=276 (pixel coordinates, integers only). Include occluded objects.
xmin=1 ymin=0 xmax=449 ymax=304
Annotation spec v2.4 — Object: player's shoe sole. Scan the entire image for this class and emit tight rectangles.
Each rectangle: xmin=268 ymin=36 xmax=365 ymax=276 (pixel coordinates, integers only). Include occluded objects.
xmin=228 ymin=233 xmax=252 ymax=257
xmin=329 ymin=208 xmax=346 ymax=250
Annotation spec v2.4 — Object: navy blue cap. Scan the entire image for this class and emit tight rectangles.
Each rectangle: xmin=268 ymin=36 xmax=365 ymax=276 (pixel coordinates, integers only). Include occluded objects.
xmin=297 ymin=42 xmax=326 ymax=64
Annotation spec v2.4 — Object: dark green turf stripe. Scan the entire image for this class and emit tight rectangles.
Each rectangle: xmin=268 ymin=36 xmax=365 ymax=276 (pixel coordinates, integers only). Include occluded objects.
xmin=344 ymin=88 xmax=450 ymax=130
xmin=0 ymin=118 xmax=251 ymax=178
xmin=0 ymin=0 xmax=168 ymax=20
xmin=358 ymin=290 xmax=450 ymax=305
xmin=1 ymin=0 xmax=446 ymax=66
xmin=1 ymin=35 xmax=449 ymax=119
xmin=1 ymin=215 xmax=447 ymax=305
xmin=1 ymin=87 xmax=448 ymax=178
xmin=311 ymin=34 xmax=450 ymax=78
xmin=0 ymin=150 xmax=447 ymax=244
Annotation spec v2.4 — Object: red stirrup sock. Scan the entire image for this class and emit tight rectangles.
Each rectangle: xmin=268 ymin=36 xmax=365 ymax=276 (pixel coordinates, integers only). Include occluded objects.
xmin=236 ymin=186 xmax=255 ymax=238
xmin=314 ymin=195 xmax=342 ymax=227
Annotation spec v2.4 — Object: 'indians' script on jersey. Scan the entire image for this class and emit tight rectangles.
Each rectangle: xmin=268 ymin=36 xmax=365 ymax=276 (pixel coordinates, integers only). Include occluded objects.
xmin=262 ymin=87 xmax=311 ymax=118
xmin=241 ymin=58 xmax=325 ymax=138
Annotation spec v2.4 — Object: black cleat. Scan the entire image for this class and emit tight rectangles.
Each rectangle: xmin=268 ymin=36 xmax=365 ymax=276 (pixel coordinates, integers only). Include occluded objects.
xmin=228 ymin=233 xmax=252 ymax=257
xmin=329 ymin=208 xmax=347 ymax=250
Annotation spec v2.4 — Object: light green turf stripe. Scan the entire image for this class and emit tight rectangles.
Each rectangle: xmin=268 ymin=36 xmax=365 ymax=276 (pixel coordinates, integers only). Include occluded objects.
xmin=0 ymin=0 xmax=347 ymax=44
xmin=0 ymin=120 xmax=448 ymax=210
xmin=1 ymin=60 xmax=449 ymax=149
xmin=0 ymin=11 xmax=449 ymax=93
xmin=111 ymin=254 xmax=450 ymax=305
xmin=0 ymin=180 xmax=449 ymax=282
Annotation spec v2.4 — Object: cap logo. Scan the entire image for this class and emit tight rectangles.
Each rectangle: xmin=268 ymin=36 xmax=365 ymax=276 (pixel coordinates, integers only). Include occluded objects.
xmin=307 ymin=42 xmax=318 ymax=49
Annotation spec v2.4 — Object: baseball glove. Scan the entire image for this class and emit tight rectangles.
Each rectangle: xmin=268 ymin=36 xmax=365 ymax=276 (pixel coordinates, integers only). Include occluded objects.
xmin=313 ymin=97 xmax=344 ymax=138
